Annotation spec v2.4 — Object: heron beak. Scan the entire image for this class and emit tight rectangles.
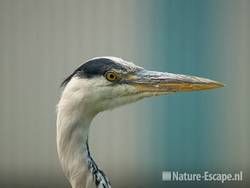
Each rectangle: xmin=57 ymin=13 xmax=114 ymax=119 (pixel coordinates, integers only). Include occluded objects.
xmin=126 ymin=70 xmax=224 ymax=94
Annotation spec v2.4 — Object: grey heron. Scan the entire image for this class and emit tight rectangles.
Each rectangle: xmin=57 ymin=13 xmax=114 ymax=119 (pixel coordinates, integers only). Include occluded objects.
xmin=56 ymin=56 xmax=223 ymax=188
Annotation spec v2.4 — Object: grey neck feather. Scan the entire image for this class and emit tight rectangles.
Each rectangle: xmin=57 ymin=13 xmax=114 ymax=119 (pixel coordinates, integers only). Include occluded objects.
xmin=85 ymin=139 xmax=111 ymax=188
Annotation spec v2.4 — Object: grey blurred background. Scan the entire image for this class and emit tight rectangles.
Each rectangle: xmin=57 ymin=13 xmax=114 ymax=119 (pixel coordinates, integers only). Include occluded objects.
xmin=0 ymin=0 xmax=249 ymax=188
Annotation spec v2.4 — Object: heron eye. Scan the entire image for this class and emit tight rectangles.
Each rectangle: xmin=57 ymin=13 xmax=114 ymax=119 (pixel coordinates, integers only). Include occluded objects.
xmin=105 ymin=71 xmax=118 ymax=81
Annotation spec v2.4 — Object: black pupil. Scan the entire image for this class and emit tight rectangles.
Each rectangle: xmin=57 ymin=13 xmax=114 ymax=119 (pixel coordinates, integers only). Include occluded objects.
xmin=109 ymin=74 xmax=114 ymax=79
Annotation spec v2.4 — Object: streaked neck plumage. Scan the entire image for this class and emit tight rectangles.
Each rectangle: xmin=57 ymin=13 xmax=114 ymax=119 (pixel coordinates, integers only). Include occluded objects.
xmin=56 ymin=80 xmax=111 ymax=188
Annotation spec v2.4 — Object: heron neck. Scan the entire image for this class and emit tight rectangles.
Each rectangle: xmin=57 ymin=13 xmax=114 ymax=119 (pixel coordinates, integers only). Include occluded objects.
xmin=57 ymin=105 xmax=94 ymax=188
xmin=56 ymin=96 xmax=111 ymax=188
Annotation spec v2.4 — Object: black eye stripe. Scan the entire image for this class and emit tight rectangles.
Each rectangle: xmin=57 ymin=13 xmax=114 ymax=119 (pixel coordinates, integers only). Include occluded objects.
xmin=61 ymin=58 xmax=127 ymax=87
xmin=82 ymin=59 xmax=126 ymax=77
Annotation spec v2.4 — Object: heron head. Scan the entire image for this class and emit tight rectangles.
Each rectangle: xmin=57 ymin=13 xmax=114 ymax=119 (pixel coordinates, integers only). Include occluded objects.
xmin=61 ymin=57 xmax=223 ymax=114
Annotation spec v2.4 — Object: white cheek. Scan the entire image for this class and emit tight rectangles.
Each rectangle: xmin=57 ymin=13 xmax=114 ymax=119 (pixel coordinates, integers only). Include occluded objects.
xmin=59 ymin=76 xmax=144 ymax=113
xmin=58 ymin=76 xmax=108 ymax=109
xmin=98 ymin=85 xmax=139 ymax=111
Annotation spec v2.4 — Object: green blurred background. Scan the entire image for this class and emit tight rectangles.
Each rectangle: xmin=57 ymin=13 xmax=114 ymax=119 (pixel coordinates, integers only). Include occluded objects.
xmin=0 ymin=0 xmax=249 ymax=187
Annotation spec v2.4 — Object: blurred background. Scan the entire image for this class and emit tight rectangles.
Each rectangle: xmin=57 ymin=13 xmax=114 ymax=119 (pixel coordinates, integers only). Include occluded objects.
xmin=0 ymin=0 xmax=249 ymax=187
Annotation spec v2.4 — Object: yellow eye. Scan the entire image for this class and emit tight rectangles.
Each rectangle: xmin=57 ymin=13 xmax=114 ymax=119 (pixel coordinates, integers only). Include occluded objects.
xmin=105 ymin=71 xmax=118 ymax=81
